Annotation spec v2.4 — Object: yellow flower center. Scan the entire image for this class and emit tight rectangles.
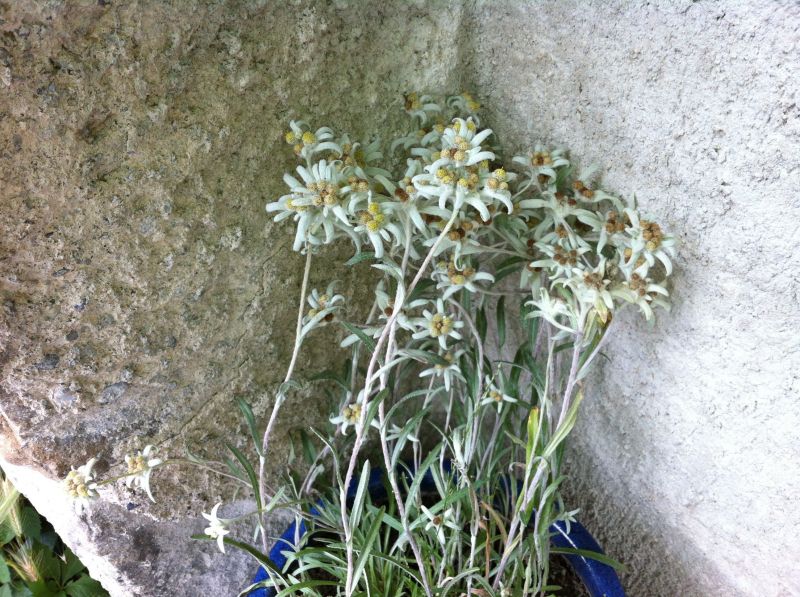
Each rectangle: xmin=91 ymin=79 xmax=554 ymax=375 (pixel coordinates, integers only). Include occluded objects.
xmin=127 ymin=455 xmax=146 ymax=475
xmin=430 ymin=313 xmax=454 ymax=337
xmin=358 ymin=204 xmax=385 ymax=232
xmin=343 ymin=404 xmax=362 ymax=423
xmin=532 ymin=151 xmax=552 ymax=166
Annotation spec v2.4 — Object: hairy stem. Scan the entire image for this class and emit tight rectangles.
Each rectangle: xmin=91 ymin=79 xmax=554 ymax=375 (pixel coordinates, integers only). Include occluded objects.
xmin=258 ymin=249 xmax=313 ymax=551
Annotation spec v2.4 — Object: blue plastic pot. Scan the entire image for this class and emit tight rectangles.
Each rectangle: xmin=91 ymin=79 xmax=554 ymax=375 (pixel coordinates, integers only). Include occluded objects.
xmin=249 ymin=464 xmax=624 ymax=597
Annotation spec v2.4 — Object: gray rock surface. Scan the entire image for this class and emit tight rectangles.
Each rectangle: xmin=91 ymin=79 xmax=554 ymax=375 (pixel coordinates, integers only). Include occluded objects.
xmin=1 ymin=1 xmax=798 ymax=596
xmin=0 ymin=1 xmax=464 ymax=594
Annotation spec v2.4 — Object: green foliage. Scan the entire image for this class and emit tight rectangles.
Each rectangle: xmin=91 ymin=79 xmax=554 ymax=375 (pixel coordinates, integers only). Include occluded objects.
xmin=0 ymin=471 xmax=107 ymax=597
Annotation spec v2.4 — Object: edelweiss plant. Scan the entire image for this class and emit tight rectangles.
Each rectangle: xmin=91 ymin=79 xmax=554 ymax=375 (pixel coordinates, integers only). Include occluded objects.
xmin=66 ymin=92 xmax=676 ymax=596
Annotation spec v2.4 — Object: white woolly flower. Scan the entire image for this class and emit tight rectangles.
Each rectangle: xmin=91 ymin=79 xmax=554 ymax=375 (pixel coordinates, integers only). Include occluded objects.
xmin=446 ymin=92 xmax=481 ymax=118
xmin=64 ymin=458 xmax=99 ymax=501
xmin=421 ymin=505 xmax=459 ymax=546
xmin=480 ymin=376 xmax=518 ymax=413
xmin=531 ymin=240 xmax=591 ymax=280
xmin=124 ymin=445 xmax=162 ymax=502
xmin=374 ymin=281 xmax=425 ymax=331
xmin=267 ymin=160 xmax=350 ymax=252
xmin=410 ymin=120 xmax=514 ymax=221
xmin=402 ymin=92 xmax=442 ymax=125
xmin=620 ymin=208 xmax=677 ymax=277
xmin=283 ymin=120 xmax=341 ymax=161
xmin=439 ymin=118 xmax=494 ymax=168
xmin=432 ymin=259 xmax=494 ymax=299
xmin=511 ymin=145 xmax=570 ymax=192
xmin=330 ymin=402 xmax=362 ymax=436
xmin=412 ymin=299 xmax=464 ymax=350
xmin=559 ymin=259 xmax=616 ymax=325
xmin=202 ymin=502 xmax=230 ymax=553
xmin=301 ymin=283 xmax=345 ymax=337
xmin=528 ymin=287 xmax=580 ymax=336
xmin=611 ymin=273 xmax=671 ymax=321
xmin=351 ymin=197 xmax=405 ymax=259
xmin=330 ymin=393 xmax=381 ymax=436
xmin=419 ymin=349 xmax=465 ymax=392
xmin=337 ymin=135 xmax=391 ymax=183
xmin=518 ymin=190 xmax=596 ymax=235
xmin=380 ymin=159 xmax=428 ymax=233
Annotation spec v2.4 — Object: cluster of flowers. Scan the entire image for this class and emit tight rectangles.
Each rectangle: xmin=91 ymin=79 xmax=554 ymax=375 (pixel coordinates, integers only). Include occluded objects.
xmin=63 ymin=94 xmax=675 ymax=563
xmin=267 ymin=92 xmax=676 ymax=434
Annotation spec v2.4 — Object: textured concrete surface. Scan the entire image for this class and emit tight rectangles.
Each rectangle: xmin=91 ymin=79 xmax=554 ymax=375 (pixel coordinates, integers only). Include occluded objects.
xmin=2 ymin=1 xmax=798 ymax=596
xmin=0 ymin=1 xmax=465 ymax=594
xmin=467 ymin=1 xmax=800 ymax=595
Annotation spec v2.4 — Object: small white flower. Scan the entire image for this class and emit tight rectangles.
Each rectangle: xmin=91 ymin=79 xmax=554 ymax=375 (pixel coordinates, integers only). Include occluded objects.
xmin=432 ymin=259 xmax=494 ymax=299
xmin=421 ymin=505 xmax=459 ymax=546
xmin=621 ymin=209 xmax=677 ymax=277
xmin=202 ymin=502 xmax=230 ymax=553
xmin=373 ymin=281 xmax=425 ymax=332
xmin=283 ymin=120 xmax=341 ymax=161
xmin=329 ymin=393 xmax=381 ymax=436
xmin=267 ymin=159 xmax=354 ymax=252
xmin=351 ymin=197 xmax=405 ymax=259
xmin=412 ymin=299 xmax=464 ymax=350
xmin=301 ymin=283 xmax=345 ymax=337
xmin=419 ymin=349 xmax=465 ymax=392
xmin=518 ymin=191 xmax=596 ymax=236
xmin=480 ymin=376 xmax=518 ymax=413
xmin=528 ymin=287 xmax=580 ymax=336
xmin=511 ymin=145 xmax=570 ymax=192
xmin=401 ymin=92 xmax=442 ymax=126
xmin=386 ymin=424 xmax=419 ymax=444
xmin=124 ymin=445 xmax=163 ymax=502
xmin=337 ymin=135 xmax=390 ymax=182
xmin=611 ymin=273 xmax=670 ymax=321
xmin=530 ymin=240 xmax=591 ymax=280
xmin=330 ymin=402 xmax=362 ymax=436
xmin=559 ymin=259 xmax=615 ymax=325
xmin=64 ymin=458 xmax=99 ymax=501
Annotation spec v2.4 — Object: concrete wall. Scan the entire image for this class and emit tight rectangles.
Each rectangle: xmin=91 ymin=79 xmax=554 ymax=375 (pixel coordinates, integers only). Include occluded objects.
xmin=467 ymin=1 xmax=800 ymax=595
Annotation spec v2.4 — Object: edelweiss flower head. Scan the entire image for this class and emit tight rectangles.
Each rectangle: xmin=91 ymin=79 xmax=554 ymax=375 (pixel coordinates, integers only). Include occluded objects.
xmin=330 ymin=402 xmax=362 ymax=436
xmin=620 ymin=208 xmax=677 ymax=277
xmin=433 ymin=259 xmax=494 ymax=299
xmin=421 ymin=505 xmax=459 ymax=546
xmin=412 ymin=299 xmax=464 ymax=350
xmin=267 ymin=160 xmax=351 ymax=252
xmin=202 ymin=502 xmax=230 ymax=553
xmin=283 ymin=120 xmax=341 ymax=161
xmin=124 ymin=445 xmax=163 ymax=502
xmin=480 ymin=376 xmax=518 ymax=413
xmin=419 ymin=349 xmax=465 ymax=392
xmin=302 ymin=282 xmax=345 ymax=336
xmin=560 ymin=259 xmax=615 ymax=325
xmin=64 ymin=458 xmax=99 ymax=501
xmin=528 ymin=287 xmax=580 ymax=336
xmin=611 ymin=272 xmax=670 ymax=321
xmin=372 ymin=281 xmax=425 ymax=332
xmin=350 ymin=196 xmax=405 ymax=259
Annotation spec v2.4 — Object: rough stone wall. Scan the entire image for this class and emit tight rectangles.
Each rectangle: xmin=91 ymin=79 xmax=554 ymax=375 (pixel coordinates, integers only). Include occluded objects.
xmin=0 ymin=1 xmax=465 ymax=594
xmin=467 ymin=1 xmax=800 ymax=596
